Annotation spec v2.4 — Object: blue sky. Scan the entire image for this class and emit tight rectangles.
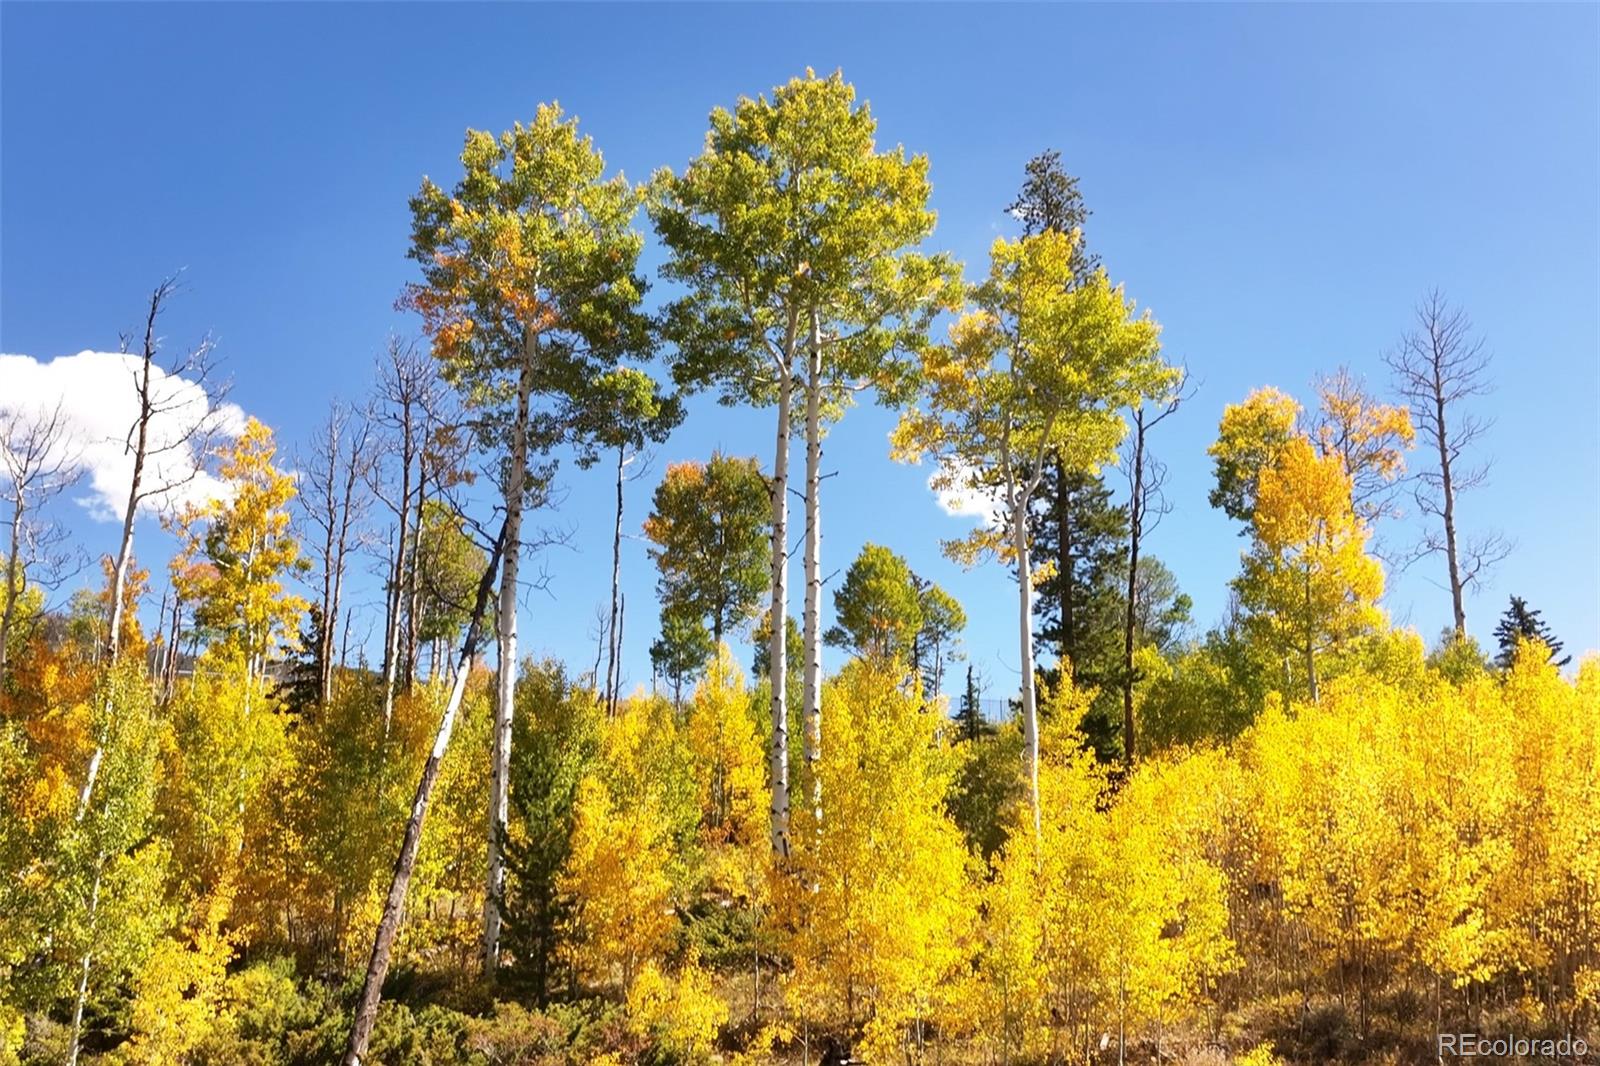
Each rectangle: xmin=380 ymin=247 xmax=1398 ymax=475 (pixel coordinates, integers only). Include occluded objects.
xmin=3 ymin=3 xmax=1597 ymax=695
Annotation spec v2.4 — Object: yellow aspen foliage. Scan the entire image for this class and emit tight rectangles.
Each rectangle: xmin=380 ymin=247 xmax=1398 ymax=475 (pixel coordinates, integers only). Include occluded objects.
xmin=776 ymin=660 xmax=973 ymax=1062
xmin=558 ymin=693 xmax=694 ymax=994
xmin=1490 ymin=650 xmax=1600 ymax=1010
xmin=1207 ymin=387 xmax=1302 ymax=523
xmin=172 ymin=418 xmax=308 ymax=683
xmin=685 ymin=645 xmax=770 ymax=904
xmin=122 ymin=884 xmax=237 ymax=1063
xmin=1237 ymin=650 xmax=1598 ymax=1027
xmin=160 ymin=666 xmax=287 ymax=903
xmin=1311 ymin=367 xmax=1414 ymax=521
xmin=1237 ymin=435 xmax=1384 ymax=701
xmin=560 ymin=771 xmax=675 ymax=993
xmin=625 ymin=955 xmax=729 ymax=1063
xmin=976 ymin=728 xmax=1236 ymax=1063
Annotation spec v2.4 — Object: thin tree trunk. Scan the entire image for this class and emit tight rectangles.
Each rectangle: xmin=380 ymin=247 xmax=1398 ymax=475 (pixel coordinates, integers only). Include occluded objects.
xmin=1056 ymin=456 xmax=1075 ymax=662
xmin=0 ymin=505 xmax=23 ymax=683
xmin=1304 ymin=561 xmax=1320 ymax=703
xmin=84 ymin=302 xmax=160 ymax=819
xmin=1122 ymin=414 xmax=1144 ymax=771
xmin=801 ymin=311 xmax=823 ymax=825
xmin=327 ymin=415 xmax=365 ymax=704
xmin=403 ymin=467 xmax=426 ymax=693
xmin=343 ymin=518 xmax=505 ymax=1065
xmin=317 ymin=416 xmax=340 ymax=705
xmin=606 ymin=443 xmax=625 ymax=716
xmin=613 ymin=592 xmax=625 ymax=709
xmin=381 ymin=424 xmax=414 ymax=733
xmin=484 ymin=336 xmax=534 ymax=976
xmin=768 ymin=361 xmax=794 ymax=858
xmin=66 ymin=856 xmax=104 ymax=1066
xmin=162 ymin=588 xmax=181 ymax=702
xmin=1433 ymin=388 xmax=1466 ymax=635
xmin=1014 ymin=500 xmax=1041 ymax=838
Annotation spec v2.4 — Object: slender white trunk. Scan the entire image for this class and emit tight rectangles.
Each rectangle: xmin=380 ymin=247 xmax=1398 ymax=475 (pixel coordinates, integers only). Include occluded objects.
xmin=66 ymin=857 xmax=104 ymax=1066
xmin=83 ymin=354 xmax=152 ymax=819
xmin=1014 ymin=500 xmax=1040 ymax=838
xmin=768 ymin=365 xmax=794 ymax=858
xmin=801 ymin=311 xmax=823 ymax=824
xmin=107 ymin=449 xmax=143 ymax=665
xmin=484 ymin=335 xmax=533 ymax=975
xmin=345 ymin=521 xmax=505 ymax=1064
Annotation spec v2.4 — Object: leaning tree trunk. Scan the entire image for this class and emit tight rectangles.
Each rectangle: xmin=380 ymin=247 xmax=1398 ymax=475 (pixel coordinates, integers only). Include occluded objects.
xmin=767 ymin=362 xmax=794 ymax=859
xmin=343 ymin=519 xmax=506 ymax=1065
xmin=483 ymin=337 xmax=533 ymax=976
xmin=800 ymin=311 xmax=824 ymax=826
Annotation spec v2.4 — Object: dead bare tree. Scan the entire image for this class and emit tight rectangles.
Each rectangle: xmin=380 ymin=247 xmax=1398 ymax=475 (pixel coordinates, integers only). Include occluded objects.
xmin=1384 ymin=291 xmax=1510 ymax=636
xmin=368 ymin=339 xmax=444 ymax=731
xmin=0 ymin=403 xmax=82 ymax=684
xmin=299 ymin=401 xmax=375 ymax=704
xmin=83 ymin=275 xmax=227 ymax=818
xmin=1121 ymin=370 xmax=1189 ymax=770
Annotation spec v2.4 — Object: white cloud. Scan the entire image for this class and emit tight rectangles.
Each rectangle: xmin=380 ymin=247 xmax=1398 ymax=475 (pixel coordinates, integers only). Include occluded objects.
xmin=929 ymin=457 xmax=1003 ymax=527
xmin=0 ymin=350 xmax=248 ymax=521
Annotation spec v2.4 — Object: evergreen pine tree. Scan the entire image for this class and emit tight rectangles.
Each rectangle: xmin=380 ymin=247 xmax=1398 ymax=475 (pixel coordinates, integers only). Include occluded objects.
xmin=955 ymin=663 xmax=990 ymax=742
xmin=1494 ymin=594 xmax=1570 ymax=668
xmin=1008 ymin=150 xmax=1132 ymax=761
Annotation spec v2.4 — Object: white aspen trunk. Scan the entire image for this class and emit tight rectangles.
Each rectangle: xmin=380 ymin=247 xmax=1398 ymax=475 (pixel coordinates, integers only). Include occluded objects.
xmin=801 ymin=311 xmax=823 ymax=824
xmin=1013 ymin=498 xmax=1041 ymax=838
xmin=66 ymin=857 xmax=103 ymax=1066
xmin=768 ymin=365 xmax=794 ymax=858
xmin=344 ymin=520 xmax=505 ymax=1064
xmin=82 ymin=353 xmax=153 ymax=819
xmin=483 ymin=335 xmax=533 ymax=975
xmin=107 ymin=409 xmax=145 ymax=666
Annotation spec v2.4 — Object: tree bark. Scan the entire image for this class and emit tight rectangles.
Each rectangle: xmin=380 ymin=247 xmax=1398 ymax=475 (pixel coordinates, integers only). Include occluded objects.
xmin=606 ymin=443 xmax=625 ymax=716
xmin=801 ymin=311 xmax=824 ymax=825
xmin=380 ymin=405 xmax=415 ymax=734
xmin=768 ymin=363 xmax=794 ymax=858
xmin=1014 ymin=500 xmax=1041 ymax=838
xmin=1121 ymin=413 xmax=1144 ymax=771
xmin=344 ymin=518 xmax=505 ymax=1065
xmin=1433 ymin=387 xmax=1466 ymax=636
xmin=1305 ymin=563 xmax=1320 ymax=704
xmin=1056 ymin=456 xmax=1075 ymax=662
xmin=66 ymin=856 xmax=103 ymax=1066
xmin=0 ymin=504 xmax=23 ymax=683
xmin=483 ymin=335 xmax=534 ymax=976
